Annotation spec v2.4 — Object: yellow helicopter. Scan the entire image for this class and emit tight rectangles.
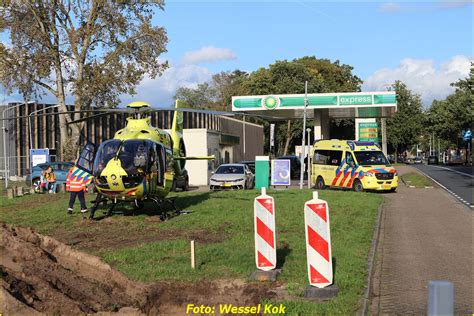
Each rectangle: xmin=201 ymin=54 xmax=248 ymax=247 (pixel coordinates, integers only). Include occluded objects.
xmin=72 ymin=100 xmax=215 ymax=220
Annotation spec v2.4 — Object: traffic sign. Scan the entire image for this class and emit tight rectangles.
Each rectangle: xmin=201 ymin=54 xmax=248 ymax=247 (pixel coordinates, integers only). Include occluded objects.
xmin=254 ymin=187 xmax=276 ymax=271
xmin=304 ymin=191 xmax=333 ymax=288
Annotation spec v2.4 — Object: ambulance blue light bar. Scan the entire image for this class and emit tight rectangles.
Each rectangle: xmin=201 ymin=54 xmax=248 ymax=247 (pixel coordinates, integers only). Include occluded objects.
xmin=347 ymin=141 xmax=382 ymax=150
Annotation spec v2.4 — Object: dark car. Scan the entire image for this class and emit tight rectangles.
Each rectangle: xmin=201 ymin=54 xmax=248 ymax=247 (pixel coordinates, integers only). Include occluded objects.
xmin=239 ymin=161 xmax=255 ymax=174
xmin=26 ymin=162 xmax=74 ymax=193
xmin=276 ymin=155 xmax=301 ymax=179
xmin=427 ymin=155 xmax=438 ymax=165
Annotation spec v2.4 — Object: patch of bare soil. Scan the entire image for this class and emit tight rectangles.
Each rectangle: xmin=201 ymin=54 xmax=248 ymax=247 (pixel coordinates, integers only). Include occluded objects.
xmin=53 ymin=221 xmax=228 ymax=253
xmin=0 ymin=223 xmax=284 ymax=315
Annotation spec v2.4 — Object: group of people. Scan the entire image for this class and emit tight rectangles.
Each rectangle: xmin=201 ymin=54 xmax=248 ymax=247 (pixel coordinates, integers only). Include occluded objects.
xmin=38 ymin=163 xmax=88 ymax=215
xmin=40 ymin=166 xmax=57 ymax=194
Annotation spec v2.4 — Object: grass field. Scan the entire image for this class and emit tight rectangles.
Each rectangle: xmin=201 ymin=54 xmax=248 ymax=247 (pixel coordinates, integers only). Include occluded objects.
xmin=1 ymin=188 xmax=383 ymax=314
xmin=401 ymin=172 xmax=433 ymax=188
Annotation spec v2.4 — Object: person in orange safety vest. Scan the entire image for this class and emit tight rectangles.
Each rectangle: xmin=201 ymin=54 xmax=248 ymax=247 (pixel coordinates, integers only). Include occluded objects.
xmin=66 ymin=165 xmax=88 ymax=215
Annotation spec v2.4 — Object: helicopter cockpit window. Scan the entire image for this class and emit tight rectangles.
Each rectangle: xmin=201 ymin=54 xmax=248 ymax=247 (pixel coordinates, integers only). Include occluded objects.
xmin=118 ymin=140 xmax=152 ymax=175
xmin=93 ymin=140 xmax=121 ymax=177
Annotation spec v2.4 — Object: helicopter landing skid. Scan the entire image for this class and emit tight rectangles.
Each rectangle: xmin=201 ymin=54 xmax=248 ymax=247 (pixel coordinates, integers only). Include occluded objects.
xmin=89 ymin=194 xmax=108 ymax=220
xmin=88 ymin=194 xmax=180 ymax=221
xmin=147 ymin=197 xmax=181 ymax=221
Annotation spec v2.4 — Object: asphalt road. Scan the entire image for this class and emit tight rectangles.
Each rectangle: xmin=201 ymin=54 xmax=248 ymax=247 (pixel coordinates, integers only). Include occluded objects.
xmin=411 ymin=163 xmax=473 ymax=208
xmin=371 ymin=165 xmax=472 ymax=314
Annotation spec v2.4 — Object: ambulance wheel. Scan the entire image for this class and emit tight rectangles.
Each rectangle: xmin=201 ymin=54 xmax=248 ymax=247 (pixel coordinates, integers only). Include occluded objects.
xmin=390 ymin=188 xmax=397 ymax=193
xmin=316 ymin=177 xmax=326 ymax=190
xmin=353 ymin=179 xmax=364 ymax=192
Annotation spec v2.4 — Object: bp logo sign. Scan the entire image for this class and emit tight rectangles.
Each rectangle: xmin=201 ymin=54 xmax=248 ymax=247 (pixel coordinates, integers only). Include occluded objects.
xmin=262 ymin=95 xmax=280 ymax=110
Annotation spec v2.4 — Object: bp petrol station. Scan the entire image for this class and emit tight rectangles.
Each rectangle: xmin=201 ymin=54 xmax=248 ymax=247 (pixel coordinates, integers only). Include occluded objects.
xmin=232 ymin=91 xmax=397 ymax=187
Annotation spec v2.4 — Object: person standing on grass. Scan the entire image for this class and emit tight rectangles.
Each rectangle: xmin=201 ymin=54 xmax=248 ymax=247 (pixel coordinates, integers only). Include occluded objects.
xmin=65 ymin=164 xmax=88 ymax=215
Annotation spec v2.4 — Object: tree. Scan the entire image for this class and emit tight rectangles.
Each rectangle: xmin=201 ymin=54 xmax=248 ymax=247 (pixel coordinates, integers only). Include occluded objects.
xmin=175 ymin=70 xmax=249 ymax=111
xmin=425 ymin=75 xmax=472 ymax=145
xmin=175 ymin=82 xmax=218 ymax=109
xmin=386 ymin=81 xmax=424 ymax=157
xmin=0 ymin=1 xmax=168 ymax=160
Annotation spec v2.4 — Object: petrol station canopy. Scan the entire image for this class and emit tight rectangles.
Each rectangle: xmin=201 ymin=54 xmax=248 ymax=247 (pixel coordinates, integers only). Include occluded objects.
xmin=232 ymin=91 xmax=397 ymax=120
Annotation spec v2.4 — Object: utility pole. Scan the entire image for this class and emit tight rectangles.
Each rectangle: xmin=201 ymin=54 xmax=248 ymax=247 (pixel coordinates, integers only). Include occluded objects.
xmin=299 ymin=81 xmax=308 ymax=190
xmin=381 ymin=118 xmax=387 ymax=155
xmin=306 ymin=128 xmax=311 ymax=189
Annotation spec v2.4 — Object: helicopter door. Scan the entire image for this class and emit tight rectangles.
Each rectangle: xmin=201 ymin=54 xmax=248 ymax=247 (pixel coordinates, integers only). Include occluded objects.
xmin=156 ymin=144 xmax=165 ymax=187
xmin=76 ymin=142 xmax=96 ymax=174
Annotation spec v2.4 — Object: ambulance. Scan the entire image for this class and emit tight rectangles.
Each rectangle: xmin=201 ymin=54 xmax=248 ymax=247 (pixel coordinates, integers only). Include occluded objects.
xmin=311 ymin=140 xmax=398 ymax=192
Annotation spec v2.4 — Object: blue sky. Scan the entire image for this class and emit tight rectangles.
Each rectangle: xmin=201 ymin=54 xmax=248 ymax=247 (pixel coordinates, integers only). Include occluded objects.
xmin=1 ymin=1 xmax=472 ymax=107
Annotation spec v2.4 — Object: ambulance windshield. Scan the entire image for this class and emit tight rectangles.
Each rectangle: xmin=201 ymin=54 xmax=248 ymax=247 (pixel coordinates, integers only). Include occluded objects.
xmin=354 ymin=151 xmax=389 ymax=166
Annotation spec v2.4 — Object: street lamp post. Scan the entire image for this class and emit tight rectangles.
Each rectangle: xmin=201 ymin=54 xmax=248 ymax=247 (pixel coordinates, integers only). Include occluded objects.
xmin=306 ymin=128 xmax=311 ymax=189
xmin=299 ymin=81 xmax=308 ymax=189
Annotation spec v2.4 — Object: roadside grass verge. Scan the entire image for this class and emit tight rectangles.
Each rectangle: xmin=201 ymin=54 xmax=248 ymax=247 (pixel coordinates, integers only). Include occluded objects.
xmin=401 ymin=172 xmax=433 ymax=188
xmin=0 ymin=189 xmax=382 ymax=314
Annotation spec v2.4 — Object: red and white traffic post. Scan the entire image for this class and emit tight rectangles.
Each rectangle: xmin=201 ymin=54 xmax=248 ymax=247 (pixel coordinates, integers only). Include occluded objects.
xmin=304 ymin=191 xmax=333 ymax=288
xmin=254 ymin=187 xmax=276 ymax=271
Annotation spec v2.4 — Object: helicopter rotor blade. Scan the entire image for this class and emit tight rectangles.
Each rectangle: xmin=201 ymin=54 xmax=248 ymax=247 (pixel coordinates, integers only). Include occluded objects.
xmin=0 ymin=108 xmax=127 ymax=121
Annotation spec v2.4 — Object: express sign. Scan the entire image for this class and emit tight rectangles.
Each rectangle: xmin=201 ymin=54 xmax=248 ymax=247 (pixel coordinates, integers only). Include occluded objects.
xmin=339 ymin=95 xmax=372 ymax=105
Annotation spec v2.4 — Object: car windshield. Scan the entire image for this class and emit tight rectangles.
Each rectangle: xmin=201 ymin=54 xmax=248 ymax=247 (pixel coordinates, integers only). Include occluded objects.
xmin=215 ymin=165 xmax=244 ymax=174
xmin=354 ymin=151 xmax=390 ymax=166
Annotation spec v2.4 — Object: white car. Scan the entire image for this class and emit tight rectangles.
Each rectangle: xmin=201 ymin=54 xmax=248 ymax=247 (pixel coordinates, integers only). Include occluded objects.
xmin=209 ymin=164 xmax=255 ymax=190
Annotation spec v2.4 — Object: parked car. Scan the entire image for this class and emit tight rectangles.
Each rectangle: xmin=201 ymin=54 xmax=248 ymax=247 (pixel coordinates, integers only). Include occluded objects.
xmin=427 ymin=155 xmax=439 ymax=165
xmin=413 ymin=156 xmax=423 ymax=164
xmin=387 ymin=154 xmax=396 ymax=164
xmin=172 ymin=169 xmax=189 ymax=192
xmin=26 ymin=162 xmax=74 ymax=193
xmin=238 ymin=160 xmax=255 ymax=174
xmin=209 ymin=163 xmax=254 ymax=190
xmin=276 ymin=155 xmax=301 ymax=179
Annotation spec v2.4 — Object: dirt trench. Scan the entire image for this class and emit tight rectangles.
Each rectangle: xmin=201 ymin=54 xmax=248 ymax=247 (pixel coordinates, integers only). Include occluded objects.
xmin=0 ymin=223 xmax=279 ymax=315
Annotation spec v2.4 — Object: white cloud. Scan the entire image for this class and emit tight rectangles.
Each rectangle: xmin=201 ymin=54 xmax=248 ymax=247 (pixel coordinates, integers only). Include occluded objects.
xmin=363 ymin=55 xmax=471 ymax=106
xmin=120 ymin=61 xmax=213 ymax=107
xmin=379 ymin=2 xmax=402 ymax=13
xmin=379 ymin=0 xmax=472 ymax=13
xmin=182 ymin=46 xmax=237 ymax=65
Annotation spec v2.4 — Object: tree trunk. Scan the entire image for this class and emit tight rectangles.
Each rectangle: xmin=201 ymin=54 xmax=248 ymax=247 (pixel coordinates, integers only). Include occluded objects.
xmin=283 ymin=120 xmax=292 ymax=156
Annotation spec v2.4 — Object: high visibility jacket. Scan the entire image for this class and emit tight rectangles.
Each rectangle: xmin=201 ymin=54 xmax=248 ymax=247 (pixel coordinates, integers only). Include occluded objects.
xmin=66 ymin=167 xmax=86 ymax=192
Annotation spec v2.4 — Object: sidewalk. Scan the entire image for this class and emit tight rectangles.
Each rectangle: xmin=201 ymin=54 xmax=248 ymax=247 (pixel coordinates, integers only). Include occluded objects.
xmin=370 ymin=166 xmax=472 ymax=314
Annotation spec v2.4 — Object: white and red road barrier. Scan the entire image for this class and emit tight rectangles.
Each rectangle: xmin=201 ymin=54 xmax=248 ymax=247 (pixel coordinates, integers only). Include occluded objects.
xmin=304 ymin=191 xmax=333 ymax=288
xmin=254 ymin=187 xmax=276 ymax=271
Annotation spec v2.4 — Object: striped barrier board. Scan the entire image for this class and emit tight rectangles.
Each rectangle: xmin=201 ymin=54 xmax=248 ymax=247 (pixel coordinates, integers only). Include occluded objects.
xmin=304 ymin=191 xmax=333 ymax=288
xmin=254 ymin=187 xmax=276 ymax=271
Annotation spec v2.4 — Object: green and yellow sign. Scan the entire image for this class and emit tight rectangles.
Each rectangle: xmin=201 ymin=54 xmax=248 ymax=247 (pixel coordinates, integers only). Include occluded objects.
xmin=262 ymin=95 xmax=280 ymax=110
xmin=359 ymin=122 xmax=379 ymax=142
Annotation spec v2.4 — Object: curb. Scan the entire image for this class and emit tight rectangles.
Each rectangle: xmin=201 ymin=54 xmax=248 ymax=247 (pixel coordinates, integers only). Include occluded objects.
xmin=400 ymin=171 xmax=433 ymax=189
xmin=358 ymin=201 xmax=384 ymax=316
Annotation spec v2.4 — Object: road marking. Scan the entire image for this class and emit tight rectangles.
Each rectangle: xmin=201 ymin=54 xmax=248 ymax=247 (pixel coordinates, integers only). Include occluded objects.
xmin=429 ymin=165 xmax=474 ymax=178
xmin=413 ymin=168 xmax=472 ymax=210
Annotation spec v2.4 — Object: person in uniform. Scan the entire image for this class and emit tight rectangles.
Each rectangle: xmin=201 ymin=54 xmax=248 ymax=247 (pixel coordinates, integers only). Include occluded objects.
xmin=65 ymin=165 xmax=88 ymax=215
